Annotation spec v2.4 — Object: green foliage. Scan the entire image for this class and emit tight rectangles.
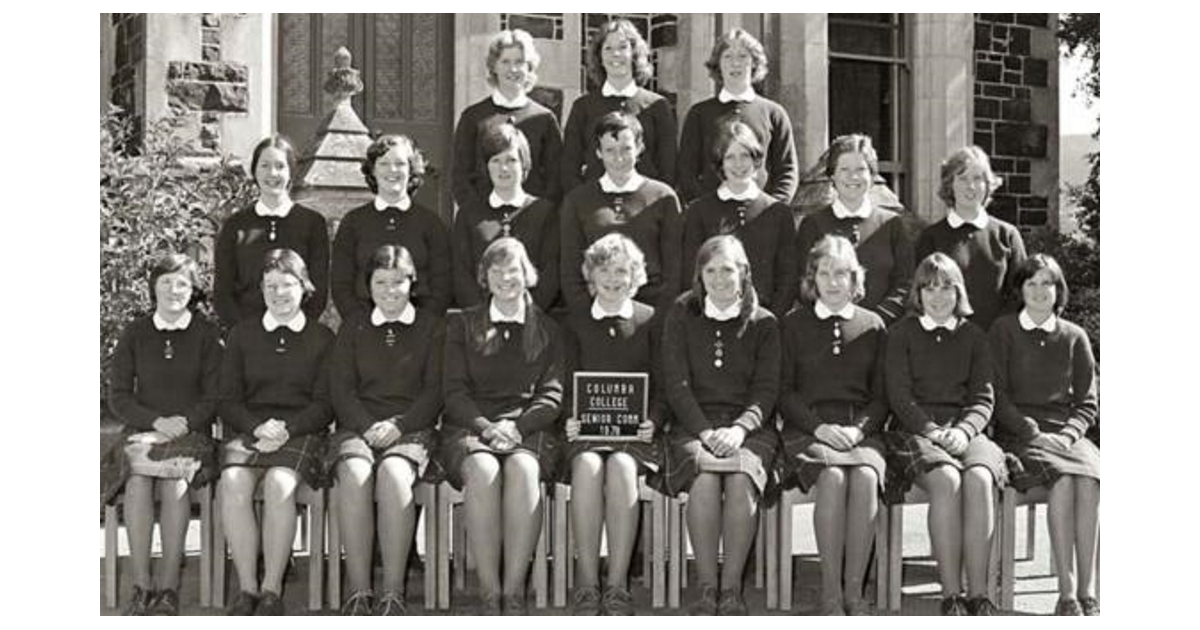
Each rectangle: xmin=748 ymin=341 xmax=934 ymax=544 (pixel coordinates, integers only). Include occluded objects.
xmin=100 ymin=105 xmax=257 ymax=403
xmin=1024 ymin=227 xmax=1100 ymax=361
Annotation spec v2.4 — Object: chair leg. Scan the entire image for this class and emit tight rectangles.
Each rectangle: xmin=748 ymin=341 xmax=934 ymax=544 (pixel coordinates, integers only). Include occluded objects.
xmin=765 ymin=502 xmax=778 ymax=610
xmin=327 ymin=484 xmax=341 ymax=611
xmin=874 ymin=501 xmax=889 ymax=610
xmin=1000 ymin=488 xmax=1017 ymax=610
xmin=553 ymin=483 xmax=569 ymax=608
xmin=104 ymin=503 xmax=119 ymax=609
xmin=212 ymin=491 xmax=226 ymax=609
xmin=667 ymin=497 xmax=682 ymax=609
xmin=198 ymin=486 xmax=213 ymax=607
xmin=754 ymin=509 xmax=765 ymax=589
xmin=420 ymin=484 xmax=438 ymax=611
xmin=680 ymin=507 xmax=689 ymax=589
xmin=307 ymin=488 xmax=325 ymax=612
xmin=1023 ymin=503 xmax=1037 ymax=561
xmin=988 ymin=493 xmax=1002 ymax=605
xmin=651 ymin=491 xmax=666 ymax=608
xmin=533 ymin=485 xmax=549 ymax=609
xmin=436 ymin=485 xmax=451 ymax=610
xmin=887 ymin=504 xmax=903 ymax=612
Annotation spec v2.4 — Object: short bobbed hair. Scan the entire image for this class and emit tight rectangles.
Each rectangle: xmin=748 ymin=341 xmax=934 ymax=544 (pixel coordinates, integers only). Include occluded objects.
xmin=261 ymin=248 xmax=316 ymax=300
xmin=485 ymin=29 xmax=540 ymax=91
xmin=799 ymin=235 xmax=866 ymax=305
xmin=250 ymin=135 xmax=298 ymax=191
xmin=361 ymin=134 xmax=426 ymax=195
xmin=937 ymin=145 xmax=1003 ymax=209
xmin=582 ymin=232 xmax=649 ymax=298
xmin=712 ymin=119 xmax=765 ymax=180
xmin=592 ymin=110 xmax=645 ymax=148
xmin=480 ymin=122 xmax=532 ymax=180
xmin=906 ymin=252 xmax=973 ymax=318
xmin=1012 ymin=253 xmax=1070 ymax=315
xmin=691 ymin=234 xmax=758 ymax=321
xmin=825 ymin=133 xmax=880 ymax=179
xmin=586 ymin=19 xmax=653 ymax=88
xmin=705 ymin=28 xmax=770 ymax=89
xmin=147 ymin=252 xmax=204 ymax=310
xmin=477 ymin=236 xmax=539 ymax=292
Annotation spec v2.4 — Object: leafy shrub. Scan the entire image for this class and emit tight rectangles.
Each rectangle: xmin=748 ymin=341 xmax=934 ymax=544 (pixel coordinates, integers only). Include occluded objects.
xmin=100 ymin=106 xmax=257 ymax=407
xmin=1024 ymin=226 xmax=1100 ymax=361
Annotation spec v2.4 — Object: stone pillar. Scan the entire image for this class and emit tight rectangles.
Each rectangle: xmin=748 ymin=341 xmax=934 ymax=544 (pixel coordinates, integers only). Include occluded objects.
xmin=100 ymin=14 xmax=115 ymax=114
xmin=454 ymin=14 xmax=503 ymax=125
xmin=220 ymin=13 xmax=274 ymax=160
xmin=910 ymin=13 xmax=974 ymax=225
xmin=776 ymin=13 xmax=828 ymax=175
xmin=674 ymin=13 xmax=717 ymax=116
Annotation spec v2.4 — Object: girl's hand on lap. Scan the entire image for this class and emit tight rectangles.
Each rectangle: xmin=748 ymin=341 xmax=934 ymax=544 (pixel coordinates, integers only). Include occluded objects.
xmin=153 ymin=415 xmax=189 ymax=440
xmin=637 ymin=419 xmax=655 ymax=443
xmin=564 ymin=417 xmax=581 ymax=441
xmin=366 ymin=421 xmax=401 ymax=448
xmin=942 ymin=427 xmax=969 ymax=456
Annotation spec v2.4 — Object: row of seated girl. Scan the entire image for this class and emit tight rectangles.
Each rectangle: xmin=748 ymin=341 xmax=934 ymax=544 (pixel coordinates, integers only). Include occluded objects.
xmin=108 ymin=225 xmax=1097 ymax=617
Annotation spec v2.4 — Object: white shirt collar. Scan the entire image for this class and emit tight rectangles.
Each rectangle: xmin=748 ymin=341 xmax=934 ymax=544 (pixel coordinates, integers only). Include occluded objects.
xmin=704 ymin=296 xmax=742 ymax=321
xmin=919 ymin=314 xmax=959 ymax=331
xmin=814 ymin=301 xmax=855 ymax=321
xmin=371 ymin=304 xmax=416 ymax=326
xmin=153 ymin=310 xmax=192 ymax=331
xmin=255 ymin=197 xmax=294 ymax=218
xmin=832 ymin=196 xmax=873 ymax=220
xmin=718 ymin=86 xmax=757 ymax=103
xmin=491 ymin=90 xmax=529 ymax=109
xmin=947 ymin=209 xmax=990 ymax=229
xmin=717 ymin=181 xmax=761 ymax=202
xmin=599 ymin=172 xmax=645 ymax=193
xmin=374 ymin=196 xmax=411 ymax=212
xmin=601 ymin=81 xmax=639 ymax=98
xmin=489 ymin=298 xmax=527 ymax=324
xmin=1018 ymin=309 xmax=1057 ymax=333
xmin=591 ymin=298 xmax=635 ymax=321
xmin=263 ymin=310 xmax=307 ymax=333
xmin=489 ymin=189 xmax=530 ymax=209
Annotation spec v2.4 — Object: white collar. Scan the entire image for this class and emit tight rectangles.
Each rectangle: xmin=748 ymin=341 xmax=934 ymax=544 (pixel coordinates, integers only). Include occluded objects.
xmin=947 ymin=209 xmax=990 ymax=229
xmin=832 ymin=196 xmax=873 ymax=220
xmin=704 ymin=296 xmax=741 ymax=321
xmin=489 ymin=189 xmax=530 ymax=209
xmin=491 ymin=90 xmax=529 ymax=109
xmin=717 ymin=181 xmax=761 ymax=202
xmin=591 ymin=298 xmax=635 ymax=320
xmin=601 ymin=81 xmax=639 ymax=98
xmin=255 ymin=197 xmax=294 ymax=218
xmin=718 ymin=87 xmax=757 ymax=103
xmin=374 ymin=195 xmax=411 ymax=212
xmin=371 ymin=304 xmax=416 ymax=326
xmin=814 ymin=301 xmax=855 ymax=321
xmin=919 ymin=314 xmax=959 ymax=331
xmin=153 ymin=310 xmax=192 ymax=331
xmin=489 ymin=298 xmax=526 ymax=324
xmin=263 ymin=310 xmax=306 ymax=333
xmin=599 ymin=172 xmax=645 ymax=193
xmin=1019 ymin=309 xmax=1057 ymax=333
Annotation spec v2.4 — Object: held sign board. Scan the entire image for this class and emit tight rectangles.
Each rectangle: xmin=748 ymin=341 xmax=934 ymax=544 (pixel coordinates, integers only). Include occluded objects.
xmin=572 ymin=371 xmax=648 ymax=441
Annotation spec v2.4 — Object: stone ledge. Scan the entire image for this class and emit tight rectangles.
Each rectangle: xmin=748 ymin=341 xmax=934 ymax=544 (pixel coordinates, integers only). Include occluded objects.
xmin=168 ymin=60 xmax=247 ymax=83
xmin=167 ymin=81 xmax=249 ymax=113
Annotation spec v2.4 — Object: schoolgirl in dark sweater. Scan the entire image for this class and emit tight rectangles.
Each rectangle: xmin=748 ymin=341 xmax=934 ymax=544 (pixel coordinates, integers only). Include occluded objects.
xmin=213 ymin=135 xmax=329 ymax=330
xmin=332 ymin=134 xmax=452 ymax=320
xmin=217 ymin=249 xmax=334 ymax=616
xmin=778 ymin=236 xmax=887 ymax=616
xmin=884 ymin=252 xmax=1004 ymax=616
xmin=661 ymin=235 xmax=780 ymax=616
xmin=682 ymin=120 xmax=797 ymax=318
xmin=989 ymin=254 xmax=1099 ymax=616
xmin=676 ymin=29 xmax=798 ymax=205
xmin=328 ymin=245 xmax=444 ymax=615
xmin=561 ymin=18 xmax=677 ymax=193
xmin=107 ymin=253 xmax=222 ymax=616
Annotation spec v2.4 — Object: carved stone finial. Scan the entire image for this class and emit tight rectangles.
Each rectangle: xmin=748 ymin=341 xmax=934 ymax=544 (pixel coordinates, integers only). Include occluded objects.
xmin=323 ymin=46 xmax=363 ymax=101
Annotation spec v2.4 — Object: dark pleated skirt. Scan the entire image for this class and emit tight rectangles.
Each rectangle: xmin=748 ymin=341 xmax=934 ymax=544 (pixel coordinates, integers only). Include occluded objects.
xmin=780 ymin=426 xmax=886 ymax=493
xmin=560 ymin=434 xmax=664 ymax=482
xmin=881 ymin=431 xmax=1008 ymax=505
xmin=221 ymin=433 xmax=329 ymax=489
xmin=998 ymin=434 xmax=1100 ymax=492
xmin=101 ymin=429 xmax=218 ymax=507
xmin=437 ymin=425 xmax=563 ymax=490
xmin=326 ymin=428 xmax=437 ymax=479
xmin=655 ymin=428 xmax=780 ymax=503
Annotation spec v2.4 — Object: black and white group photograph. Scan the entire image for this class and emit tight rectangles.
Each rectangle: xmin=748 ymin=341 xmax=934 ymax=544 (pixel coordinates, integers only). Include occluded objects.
xmin=92 ymin=11 xmax=1105 ymax=617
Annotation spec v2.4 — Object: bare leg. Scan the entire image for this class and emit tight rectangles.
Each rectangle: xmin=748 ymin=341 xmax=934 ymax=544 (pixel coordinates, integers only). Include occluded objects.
xmin=1073 ymin=477 xmax=1100 ymax=600
xmin=462 ymin=453 xmax=503 ymax=596
xmin=1047 ymin=475 xmax=1077 ymax=599
xmin=501 ymin=453 xmax=543 ymax=596
xmin=917 ymin=466 xmax=964 ymax=596
xmin=124 ymin=475 xmax=155 ymax=590
xmin=570 ymin=452 xmax=605 ymax=589
xmin=376 ymin=457 xmax=417 ymax=595
xmin=843 ymin=466 xmax=879 ymax=604
xmin=603 ymin=453 xmax=641 ymax=589
xmin=814 ymin=467 xmax=848 ymax=605
xmin=259 ymin=466 xmax=299 ymax=594
xmin=718 ymin=474 xmax=758 ymax=591
xmin=219 ymin=466 xmax=262 ymax=594
xmin=156 ymin=478 xmax=192 ymax=591
xmin=687 ymin=473 xmax=723 ymax=588
xmin=336 ymin=458 xmax=375 ymax=596
xmin=961 ymin=466 xmax=995 ymax=598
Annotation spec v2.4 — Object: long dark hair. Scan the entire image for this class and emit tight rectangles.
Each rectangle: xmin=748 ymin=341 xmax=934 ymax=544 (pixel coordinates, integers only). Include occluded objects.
xmin=686 ymin=234 xmax=758 ymax=336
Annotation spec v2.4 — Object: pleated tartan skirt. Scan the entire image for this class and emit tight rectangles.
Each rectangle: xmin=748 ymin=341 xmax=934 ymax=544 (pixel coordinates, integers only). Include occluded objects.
xmin=436 ymin=425 xmax=563 ymax=491
xmin=998 ymin=434 xmax=1100 ymax=492
xmin=881 ymin=431 xmax=1008 ymax=505
xmin=221 ymin=433 xmax=329 ymax=489
xmin=779 ymin=426 xmax=886 ymax=494
xmin=326 ymin=428 xmax=438 ymax=479
xmin=655 ymin=427 xmax=780 ymax=502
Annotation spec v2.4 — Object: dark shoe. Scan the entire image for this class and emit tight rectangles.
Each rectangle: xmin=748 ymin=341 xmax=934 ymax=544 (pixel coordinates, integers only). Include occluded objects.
xmin=226 ymin=590 xmax=258 ymax=616
xmin=845 ymin=597 xmax=871 ymax=616
xmin=254 ymin=590 xmax=284 ymax=616
xmin=968 ymin=595 xmax=998 ymax=616
xmin=572 ymin=585 xmax=602 ymax=615
xmin=940 ymin=594 xmax=968 ymax=616
xmin=1078 ymin=597 xmax=1100 ymax=616
xmin=502 ymin=592 xmax=527 ymax=616
xmin=147 ymin=588 xmax=179 ymax=616
xmin=1055 ymin=598 xmax=1082 ymax=616
xmin=340 ymin=589 xmax=374 ymax=616
xmin=687 ymin=584 xmax=719 ymax=616
xmin=480 ymin=592 xmax=502 ymax=616
xmin=121 ymin=585 xmax=154 ymax=616
xmin=374 ymin=591 xmax=407 ymax=616
xmin=717 ymin=589 xmax=748 ymax=616
xmin=601 ymin=585 xmax=635 ymax=616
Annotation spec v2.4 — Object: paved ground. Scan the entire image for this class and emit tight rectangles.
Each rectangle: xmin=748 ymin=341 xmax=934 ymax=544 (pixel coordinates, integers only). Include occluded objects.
xmin=100 ymin=503 xmax=1074 ymax=616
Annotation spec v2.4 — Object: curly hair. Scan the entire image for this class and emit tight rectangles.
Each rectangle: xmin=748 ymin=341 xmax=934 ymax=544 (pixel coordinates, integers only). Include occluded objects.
xmin=361 ymin=134 xmax=427 ymax=195
xmin=937 ymin=145 xmax=1003 ymax=209
xmin=586 ymin=18 xmax=653 ymax=88
xmin=704 ymin=28 xmax=769 ymax=89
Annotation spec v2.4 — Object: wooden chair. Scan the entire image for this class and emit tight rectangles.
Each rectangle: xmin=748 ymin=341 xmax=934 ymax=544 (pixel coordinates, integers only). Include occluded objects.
xmin=103 ymin=484 xmax=214 ymax=609
xmin=885 ymin=486 xmax=1001 ymax=612
xmin=769 ymin=486 xmax=889 ymax=611
xmin=999 ymin=485 xmax=1100 ymax=610
xmin=550 ymin=478 xmax=667 ymax=608
xmin=211 ymin=481 xmax=326 ymax=611
xmin=435 ymin=481 xmax=550 ymax=610
xmin=326 ymin=481 xmax=438 ymax=611
xmin=664 ymin=493 xmax=768 ymax=609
